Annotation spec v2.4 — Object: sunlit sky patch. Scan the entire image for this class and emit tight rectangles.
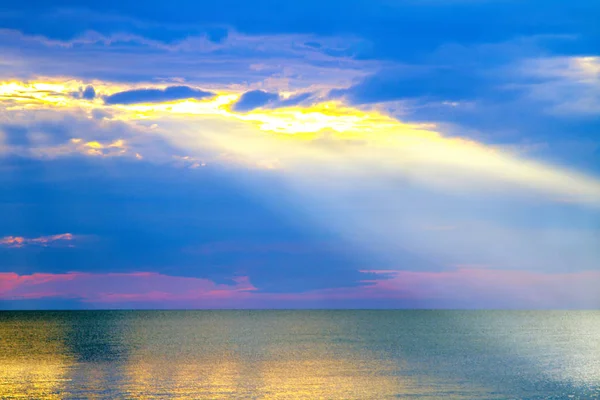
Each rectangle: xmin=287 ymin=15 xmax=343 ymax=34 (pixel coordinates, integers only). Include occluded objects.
xmin=0 ymin=0 xmax=599 ymax=309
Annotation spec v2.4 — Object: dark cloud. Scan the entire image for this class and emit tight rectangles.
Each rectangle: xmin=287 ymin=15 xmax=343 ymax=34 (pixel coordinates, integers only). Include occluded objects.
xmin=232 ymin=90 xmax=314 ymax=112
xmin=104 ymin=86 xmax=214 ymax=105
xmin=82 ymin=85 xmax=96 ymax=100
xmin=232 ymin=90 xmax=279 ymax=112
xmin=331 ymin=66 xmax=513 ymax=104
xmin=1 ymin=0 xmax=598 ymax=60
xmin=70 ymin=85 xmax=96 ymax=100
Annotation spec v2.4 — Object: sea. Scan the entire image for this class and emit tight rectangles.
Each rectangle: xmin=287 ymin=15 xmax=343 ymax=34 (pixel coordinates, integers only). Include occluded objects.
xmin=0 ymin=310 xmax=598 ymax=399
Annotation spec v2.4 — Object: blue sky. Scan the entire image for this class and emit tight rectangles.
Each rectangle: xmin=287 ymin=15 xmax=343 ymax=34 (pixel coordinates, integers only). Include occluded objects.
xmin=0 ymin=0 xmax=599 ymax=309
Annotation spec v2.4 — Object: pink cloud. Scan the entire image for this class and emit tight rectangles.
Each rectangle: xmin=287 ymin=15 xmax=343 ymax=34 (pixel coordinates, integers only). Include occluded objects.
xmin=0 ymin=272 xmax=256 ymax=303
xmin=355 ymin=268 xmax=600 ymax=307
xmin=0 ymin=233 xmax=75 ymax=248
xmin=0 ymin=272 xmax=78 ymax=292
xmin=1 ymin=267 xmax=599 ymax=308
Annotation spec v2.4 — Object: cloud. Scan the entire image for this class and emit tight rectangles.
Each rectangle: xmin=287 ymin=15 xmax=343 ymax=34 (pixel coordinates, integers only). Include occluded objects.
xmin=278 ymin=92 xmax=315 ymax=107
xmin=0 ymin=28 xmax=371 ymax=89
xmin=0 ymin=233 xmax=75 ymax=248
xmin=104 ymin=86 xmax=215 ymax=105
xmin=3 ymin=77 xmax=600 ymax=208
xmin=329 ymin=36 xmax=551 ymax=106
xmin=232 ymin=90 xmax=315 ymax=112
xmin=81 ymin=85 xmax=96 ymax=100
xmin=70 ymin=85 xmax=96 ymax=100
xmin=2 ymin=267 xmax=599 ymax=308
xmin=513 ymin=56 xmax=600 ymax=116
xmin=232 ymin=90 xmax=279 ymax=112
xmin=357 ymin=268 xmax=600 ymax=309
xmin=4 ymin=79 xmax=598 ymax=206
xmin=0 ymin=103 xmax=182 ymax=162
xmin=1 ymin=0 xmax=598 ymax=59
xmin=0 ymin=272 xmax=255 ymax=303
xmin=331 ymin=66 xmax=493 ymax=104
xmin=0 ymin=1 xmax=598 ymax=312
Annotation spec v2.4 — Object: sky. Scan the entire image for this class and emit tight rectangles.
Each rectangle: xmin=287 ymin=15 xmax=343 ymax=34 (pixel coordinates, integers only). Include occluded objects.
xmin=0 ymin=0 xmax=599 ymax=309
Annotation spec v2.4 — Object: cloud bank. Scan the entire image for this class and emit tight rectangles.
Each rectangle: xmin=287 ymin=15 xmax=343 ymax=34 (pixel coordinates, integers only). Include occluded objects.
xmin=104 ymin=86 xmax=214 ymax=105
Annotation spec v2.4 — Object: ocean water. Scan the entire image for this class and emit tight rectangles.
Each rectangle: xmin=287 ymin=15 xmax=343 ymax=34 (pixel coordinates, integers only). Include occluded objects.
xmin=0 ymin=311 xmax=599 ymax=399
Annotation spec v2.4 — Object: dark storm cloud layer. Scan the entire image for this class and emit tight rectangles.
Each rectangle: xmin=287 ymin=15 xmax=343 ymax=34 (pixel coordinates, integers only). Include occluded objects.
xmin=1 ymin=0 xmax=598 ymax=57
xmin=1 ymin=0 xmax=596 ymax=126
xmin=0 ymin=29 xmax=367 ymax=88
xmin=1 ymin=0 xmax=596 ymax=124
xmin=104 ymin=86 xmax=214 ymax=104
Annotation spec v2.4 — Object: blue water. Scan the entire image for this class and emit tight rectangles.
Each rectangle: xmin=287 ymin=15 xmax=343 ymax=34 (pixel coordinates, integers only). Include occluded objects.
xmin=0 ymin=310 xmax=599 ymax=399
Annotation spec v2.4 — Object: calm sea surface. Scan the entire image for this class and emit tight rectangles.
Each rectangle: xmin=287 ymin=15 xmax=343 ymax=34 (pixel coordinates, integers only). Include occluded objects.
xmin=0 ymin=310 xmax=599 ymax=399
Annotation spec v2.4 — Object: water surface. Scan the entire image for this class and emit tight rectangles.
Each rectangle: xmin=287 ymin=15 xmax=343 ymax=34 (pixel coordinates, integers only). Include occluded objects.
xmin=1 ymin=310 xmax=599 ymax=399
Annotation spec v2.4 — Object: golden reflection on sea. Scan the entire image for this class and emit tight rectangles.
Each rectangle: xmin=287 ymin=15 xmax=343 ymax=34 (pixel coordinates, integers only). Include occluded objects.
xmin=0 ymin=311 xmax=474 ymax=399
xmin=3 ymin=311 xmax=595 ymax=399
xmin=0 ymin=317 xmax=74 ymax=399
xmin=112 ymin=311 xmax=476 ymax=399
xmin=120 ymin=355 xmax=415 ymax=399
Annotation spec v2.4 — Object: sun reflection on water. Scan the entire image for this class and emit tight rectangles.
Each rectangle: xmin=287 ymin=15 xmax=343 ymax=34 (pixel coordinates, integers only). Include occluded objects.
xmin=1 ymin=311 xmax=598 ymax=399
xmin=0 ymin=315 xmax=74 ymax=399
